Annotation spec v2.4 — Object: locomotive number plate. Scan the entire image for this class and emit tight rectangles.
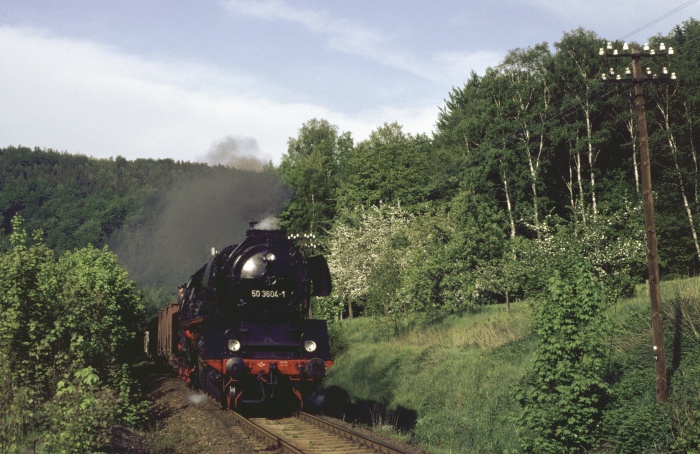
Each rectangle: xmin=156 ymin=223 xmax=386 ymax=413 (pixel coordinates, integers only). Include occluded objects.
xmin=251 ymin=290 xmax=286 ymax=298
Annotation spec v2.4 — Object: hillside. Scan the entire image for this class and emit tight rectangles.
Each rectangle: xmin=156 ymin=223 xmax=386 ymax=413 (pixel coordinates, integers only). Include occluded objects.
xmin=0 ymin=146 xmax=288 ymax=314
xmin=323 ymin=279 xmax=700 ymax=453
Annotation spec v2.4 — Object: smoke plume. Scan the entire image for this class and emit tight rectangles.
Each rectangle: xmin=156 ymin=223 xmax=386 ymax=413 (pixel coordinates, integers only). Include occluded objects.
xmin=203 ymin=136 xmax=268 ymax=171
xmin=110 ymin=166 xmax=290 ymax=298
xmin=253 ymin=216 xmax=280 ymax=230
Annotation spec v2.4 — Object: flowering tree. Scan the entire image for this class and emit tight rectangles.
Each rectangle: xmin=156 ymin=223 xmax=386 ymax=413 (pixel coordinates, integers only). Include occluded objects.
xmin=326 ymin=203 xmax=413 ymax=318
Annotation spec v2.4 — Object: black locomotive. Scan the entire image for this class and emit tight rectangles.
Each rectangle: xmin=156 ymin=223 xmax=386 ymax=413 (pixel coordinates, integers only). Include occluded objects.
xmin=153 ymin=222 xmax=333 ymax=411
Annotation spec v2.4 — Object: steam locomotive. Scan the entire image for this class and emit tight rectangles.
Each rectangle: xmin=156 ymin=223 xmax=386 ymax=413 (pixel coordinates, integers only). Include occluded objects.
xmin=151 ymin=222 xmax=333 ymax=411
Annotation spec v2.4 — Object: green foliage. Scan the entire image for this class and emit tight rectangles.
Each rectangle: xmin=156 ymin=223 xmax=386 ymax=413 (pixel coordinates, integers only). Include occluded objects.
xmin=41 ymin=367 xmax=116 ymax=453
xmin=53 ymin=244 xmax=144 ymax=371
xmin=597 ymin=279 xmax=700 ymax=453
xmin=0 ymin=147 xmax=147 ymax=254
xmin=0 ymin=216 xmax=57 ymax=395
xmin=665 ymin=284 xmax=700 ymax=451
xmin=517 ymin=208 xmax=645 ymax=300
xmin=278 ymin=119 xmax=351 ymax=235
xmin=0 ymin=362 xmax=39 ymax=453
xmin=668 ymin=363 xmax=700 ymax=452
xmin=600 ymin=368 xmax=672 ymax=453
xmin=517 ymin=259 xmax=610 ymax=453
xmin=110 ymin=363 xmax=150 ymax=427
xmin=0 ymin=216 xmax=147 ymax=451
xmin=338 ymin=123 xmax=442 ymax=212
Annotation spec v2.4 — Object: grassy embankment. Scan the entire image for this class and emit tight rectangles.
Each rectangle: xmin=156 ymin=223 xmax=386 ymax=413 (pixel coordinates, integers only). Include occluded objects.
xmin=324 ymin=278 xmax=700 ymax=453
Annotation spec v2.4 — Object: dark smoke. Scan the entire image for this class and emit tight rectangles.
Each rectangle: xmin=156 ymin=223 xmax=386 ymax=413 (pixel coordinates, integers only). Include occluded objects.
xmin=110 ymin=166 xmax=290 ymax=297
xmin=203 ymin=136 xmax=269 ymax=171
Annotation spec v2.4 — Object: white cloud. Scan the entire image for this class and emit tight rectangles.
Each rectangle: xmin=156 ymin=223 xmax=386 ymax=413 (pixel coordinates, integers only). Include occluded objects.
xmin=0 ymin=27 xmax=324 ymax=163
xmin=0 ymin=26 xmax=438 ymax=164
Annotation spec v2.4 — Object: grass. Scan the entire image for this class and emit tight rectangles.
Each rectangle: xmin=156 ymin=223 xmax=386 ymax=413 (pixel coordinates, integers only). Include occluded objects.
xmin=324 ymin=277 xmax=700 ymax=453
xmin=325 ymin=304 xmax=534 ymax=453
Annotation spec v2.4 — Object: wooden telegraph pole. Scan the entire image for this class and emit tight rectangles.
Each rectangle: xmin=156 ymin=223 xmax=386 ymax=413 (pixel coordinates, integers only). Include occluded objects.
xmin=601 ymin=41 xmax=676 ymax=403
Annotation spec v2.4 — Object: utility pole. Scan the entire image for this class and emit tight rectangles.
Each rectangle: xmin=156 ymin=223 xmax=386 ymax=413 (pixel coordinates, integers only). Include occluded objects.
xmin=601 ymin=41 xmax=676 ymax=404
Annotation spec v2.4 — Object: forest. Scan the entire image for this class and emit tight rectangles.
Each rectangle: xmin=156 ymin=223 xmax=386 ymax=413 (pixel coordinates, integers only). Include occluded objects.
xmin=1 ymin=19 xmax=700 ymax=452
xmin=282 ymin=21 xmax=700 ymax=321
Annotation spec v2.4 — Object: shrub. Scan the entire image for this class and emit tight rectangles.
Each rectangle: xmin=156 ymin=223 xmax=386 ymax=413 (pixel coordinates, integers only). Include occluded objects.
xmin=517 ymin=259 xmax=610 ymax=453
xmin=40 ymin=367 xmax=117 ymax=453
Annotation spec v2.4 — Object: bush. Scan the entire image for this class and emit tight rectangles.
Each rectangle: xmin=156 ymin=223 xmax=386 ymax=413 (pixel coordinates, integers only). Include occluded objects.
xmin=0 ymin=216 xmax=147 ymax=449
xmin=40 ymin=368 xmax=116 ymax=453
xmin=517 ymin=259 xmax=610 ymax=453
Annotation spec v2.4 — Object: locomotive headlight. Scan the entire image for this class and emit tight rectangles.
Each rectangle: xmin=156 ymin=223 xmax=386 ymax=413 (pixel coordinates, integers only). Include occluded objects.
xmin=228 ymin=339 xmax=241 ymax=352
xmin=304 ymin=340 xmax=317 ymax=353
xmin=264 ymin=252 xmax=276 ymax=262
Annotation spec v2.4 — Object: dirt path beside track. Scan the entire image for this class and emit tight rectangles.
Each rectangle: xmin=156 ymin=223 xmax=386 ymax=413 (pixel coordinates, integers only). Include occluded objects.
xmin=110 ymin=365 xmax=277 ymax=453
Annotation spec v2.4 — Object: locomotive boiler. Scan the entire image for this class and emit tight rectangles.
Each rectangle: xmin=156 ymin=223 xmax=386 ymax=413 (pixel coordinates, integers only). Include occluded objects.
xmin=155 ymin=222 xmax=333 ymax=411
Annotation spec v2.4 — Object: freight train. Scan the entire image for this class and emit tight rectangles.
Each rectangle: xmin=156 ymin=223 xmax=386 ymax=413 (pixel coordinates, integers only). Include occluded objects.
xmin=149 ymin=222 xmax=333 ymax=411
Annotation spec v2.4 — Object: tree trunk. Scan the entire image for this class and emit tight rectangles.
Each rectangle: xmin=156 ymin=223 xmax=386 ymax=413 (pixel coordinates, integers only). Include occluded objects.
xmin=503 ymin=170 xmax=516 ymax=238
xmin=657 ymin=100 xmax=700 ymax=262
xmin=566 ymin=163 xmax=576 ymax=212
xmin=626 ymin=115 xmax=640 ymax=193
xmin=682 ymin=100 xmax=700 ymax=203
xmin=585 ymin=106 xmax=598 ymax=218
xmin=576 ymin=150 xmax=586 ymax=226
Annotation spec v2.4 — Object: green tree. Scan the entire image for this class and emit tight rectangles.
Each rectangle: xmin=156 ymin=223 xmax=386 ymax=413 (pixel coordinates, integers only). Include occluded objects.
xmin=646 ymin=20 xmax=700 ymax=274
xmin=50 ymin=245 xmax=144 ymax=373
xmin=436 ymin=68 xmax=531 ymax=240
xmin=337 ymin=122 xmax=438 ymax=211
xmin=0 ymin=216 xmax=145 ymax=452
xmin=550 ymin=28 xmax=610 ymax=224
xmin=0 ymin=216 xmax=56 ymax=393
xmin=499 ymin=43 xmax=553 ymax=235
xmin=278 ymin=119 xmax=352 ymax=235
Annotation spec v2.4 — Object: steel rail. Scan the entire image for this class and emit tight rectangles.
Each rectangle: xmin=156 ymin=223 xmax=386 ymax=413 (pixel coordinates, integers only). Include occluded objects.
xmin=232 ymin=410 xmax=418 ymax=453
xmin=297 ymin=411 xmax=415 ymax=454
xmin=230 ymin=410 xmax=304 ymax=454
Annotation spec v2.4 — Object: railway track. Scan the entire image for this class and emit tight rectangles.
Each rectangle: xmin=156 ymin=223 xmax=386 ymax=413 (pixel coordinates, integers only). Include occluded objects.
xmin=231 ymin=410 xmax=419 ymax=453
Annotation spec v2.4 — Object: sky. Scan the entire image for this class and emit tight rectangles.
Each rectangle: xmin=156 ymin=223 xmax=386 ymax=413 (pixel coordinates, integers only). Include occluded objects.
xmin=2 ymin=0 xmax=699 ymax=167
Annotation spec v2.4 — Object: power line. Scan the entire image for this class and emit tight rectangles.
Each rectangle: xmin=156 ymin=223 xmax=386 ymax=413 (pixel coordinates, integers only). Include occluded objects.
xmin=490 ymin=0 xmax=700 ymax=151
xmin=618 ymin=0 xmax=699 ymax=41
xmin=444 ymin=0 xmax=697 ymax=165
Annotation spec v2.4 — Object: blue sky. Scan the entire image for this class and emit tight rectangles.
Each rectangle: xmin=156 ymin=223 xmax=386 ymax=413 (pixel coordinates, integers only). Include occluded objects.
xmin=1 ymin=0 xmax=698 ymax=166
